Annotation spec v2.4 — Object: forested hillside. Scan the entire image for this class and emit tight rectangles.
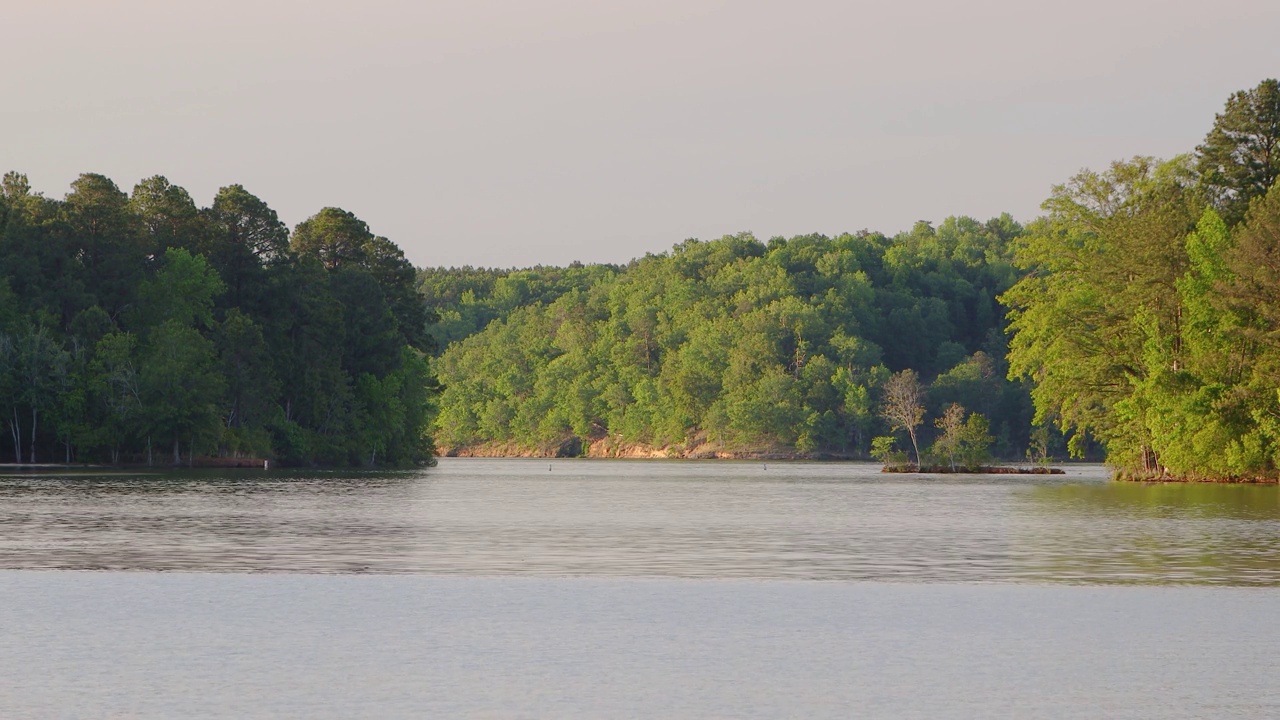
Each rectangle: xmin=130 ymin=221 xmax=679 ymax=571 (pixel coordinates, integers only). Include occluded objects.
xmin=423 ymin=218 xmax=1037 ymax=458
xmin=425 ymin=79 xmax=1280 ymax=475
xmin=0 ymin=175 xmax=435 ymax=466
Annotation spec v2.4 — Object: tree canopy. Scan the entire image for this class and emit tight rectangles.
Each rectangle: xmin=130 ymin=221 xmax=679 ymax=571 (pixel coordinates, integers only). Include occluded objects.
xmin=423 ymin=221 xmax=1036 ymax=459
xmin=7 ymin=79 xmax=1278 ymax=477
xmin=0 ymin=174 xmax=437 ymax=467
xmin=1005 ymin=78 xmax=1280 ymax=480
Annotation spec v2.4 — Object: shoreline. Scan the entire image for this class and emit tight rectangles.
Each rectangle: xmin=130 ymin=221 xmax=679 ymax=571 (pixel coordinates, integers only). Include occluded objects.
xmin=1112 ymin=470 xmax=1279 ymax=485
xmin=0 ymin=458 xmax=270 ymax=471
xmin=881 ymin=465 xmax=1066 ymax=475
xmin=441 ymin=440 xmax=865 ymax=461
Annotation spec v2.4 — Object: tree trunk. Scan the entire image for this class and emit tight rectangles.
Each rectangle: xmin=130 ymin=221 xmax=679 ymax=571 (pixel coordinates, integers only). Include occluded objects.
xmin=1141 ymin=446 xmax=1159 ymax=474
xmin=10 ymin=408 xmax=20 ymax=464
xmin=173 ymin=437 xmax=181 ymax=466
xmin=29 ymin=406 xmax=37 ymax=464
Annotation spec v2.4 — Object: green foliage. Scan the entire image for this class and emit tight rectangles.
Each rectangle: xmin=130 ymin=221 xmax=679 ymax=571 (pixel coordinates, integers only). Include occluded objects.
xmin=15 ymin=80 xmax=1276 ymax=473
xmin=1197 ymin=79 xmax=1280 ymax=226
xmin=131 ymin=176 xmax=204 ymax=254
xmin=0 ymin=173 xmax=440 ymax=467
xmin=931 ymin=403 xmax=966 ymax=470
xmin=430 ymin=226 xmax=1032 ymax=457
xmin=1003 ymin=156 xmax=1202 ymax=466
xmin=1027 ymin=424 xmax=1053 ymax=466
xmin=1004 ymin=78 xmax=1280 ymax=479
xmin=204 ymin=184 xmax=289 ymax=310
xmin=870 ymin=435 xmax=905 ymax=465
xmin=957 ymin=413 xmax=993 ymax=468
xmin=927 ymin=404 xmax=993 ymax=470
xmin=133 ymin=248 xmax=225 ymax=331
xmin=139 ymin=320 xmax=226 ymax=464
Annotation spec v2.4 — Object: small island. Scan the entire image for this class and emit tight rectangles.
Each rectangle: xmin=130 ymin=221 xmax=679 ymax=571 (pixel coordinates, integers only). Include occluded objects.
xmin=881 ymin=465 xmax=1065 ymax=475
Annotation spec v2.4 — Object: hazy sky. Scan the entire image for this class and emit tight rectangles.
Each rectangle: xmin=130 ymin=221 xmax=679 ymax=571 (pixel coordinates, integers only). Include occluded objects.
xmin=5 ymin=1 xmax=1279 ymax=268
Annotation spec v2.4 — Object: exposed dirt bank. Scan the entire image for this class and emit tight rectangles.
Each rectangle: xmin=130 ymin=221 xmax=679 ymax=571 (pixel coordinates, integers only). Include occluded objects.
xmin=881 ymin=465 xmax=1065 ymax=474
xmin=439 ymin=436 xmax=863 ymax=461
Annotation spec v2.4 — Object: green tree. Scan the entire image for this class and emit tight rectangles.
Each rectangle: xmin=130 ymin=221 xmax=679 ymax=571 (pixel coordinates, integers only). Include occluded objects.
xmin=133 ymin=248 xmax=225 ymax=331
xmin=1003 ymin=157 xmax=1202 ymax=471
xmin=957 ymin=413 xmax=993 ymax=468
xmin=291 ymin=207 xmax=372 ymax=270
xmin=204 ymin=184 xmax=290 ymax=310
xmin=293 ymin=208 xmax=430 ymax=350
xmin=90 ymin=332 xmax=142 ymax=463
xmin=13 ymin=326 xmax=71 ymax=463
xmin=130 ymin=176 xmax=206 ymax=254
xmin=139 ymin=320 xmax=226 ymax=465
xmin=216 ymin=310 xmax=278 ymax=457
xmin=1 ymin=174 xmax=91 ymax=327
xmin=62 ymin=173 xmax=147 ymax=319
xmin=1197 ymin=79 xmax=1280 ymax=226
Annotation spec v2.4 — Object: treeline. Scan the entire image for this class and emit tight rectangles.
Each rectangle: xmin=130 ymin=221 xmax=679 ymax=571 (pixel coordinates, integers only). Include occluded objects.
xmin=418 ymin=262 xmax=620 ymax=348
xmin=424 ymin=218 xmax=1037 ymax=458
xmin=1004 ymin=79 xmax=1280 ymax=480
xmin=0 ymin=174 xmax=436 ymax=466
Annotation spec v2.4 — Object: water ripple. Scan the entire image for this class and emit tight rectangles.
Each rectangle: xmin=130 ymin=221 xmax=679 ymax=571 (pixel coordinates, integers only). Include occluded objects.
xmin=1 ymin=460 xmax=1277 ymax=585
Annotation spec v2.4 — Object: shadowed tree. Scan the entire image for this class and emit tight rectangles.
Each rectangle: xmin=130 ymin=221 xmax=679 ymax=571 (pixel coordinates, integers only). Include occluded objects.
xmin=139 ymin=320 xmax=226 ymax=465
xmin=292 ymin=208 xmax=430 ymax=350
xmin=62 ymin=174 xmax=147 ymax=320
xmin=204 ymin=185 xmax=290 ymax=310
xmin=130 ymin=176 xmax=206 ymax=255
xmin=216 ymin=309 xmax=278 ymax=455
xmin=1 ymin=173 xmax=90 ymax=326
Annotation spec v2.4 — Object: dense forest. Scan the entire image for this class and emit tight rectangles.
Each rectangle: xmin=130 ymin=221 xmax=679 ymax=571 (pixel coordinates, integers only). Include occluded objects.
xmin=423 ymin=78 xmax=1280 ymax=478
xmin=1004 ymin=79 xmax=1280 ymax=480
xmin=421 ymin=219 xmax=1037 ymax=459
xmin=0 ymin=176 xmax=436 ymax=466
xmin=7 ymin=79 xmax=1279 ymax=477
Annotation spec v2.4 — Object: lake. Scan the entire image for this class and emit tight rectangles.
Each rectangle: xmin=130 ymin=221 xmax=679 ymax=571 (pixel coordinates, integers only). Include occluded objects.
xmin=2 ymin=459 xmax=1278 ymax=718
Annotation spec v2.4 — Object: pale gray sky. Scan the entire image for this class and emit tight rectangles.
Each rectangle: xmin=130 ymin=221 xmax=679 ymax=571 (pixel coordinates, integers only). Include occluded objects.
xmin=5 ymin=0 xmax=1279 ymax=267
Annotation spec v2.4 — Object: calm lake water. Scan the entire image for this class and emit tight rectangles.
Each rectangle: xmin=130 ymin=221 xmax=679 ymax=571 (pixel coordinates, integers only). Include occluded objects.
xmin=2 ymin=459 xmax=1279 ymax=718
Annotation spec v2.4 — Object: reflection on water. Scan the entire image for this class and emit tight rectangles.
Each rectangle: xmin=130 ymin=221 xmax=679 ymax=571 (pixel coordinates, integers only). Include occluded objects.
xmin=0 ymin=460 xmax=1277 ymax=585
xmin=1017 ymin=482 xmax=1280 ymax=585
